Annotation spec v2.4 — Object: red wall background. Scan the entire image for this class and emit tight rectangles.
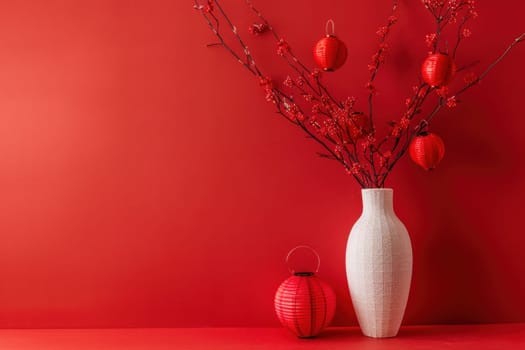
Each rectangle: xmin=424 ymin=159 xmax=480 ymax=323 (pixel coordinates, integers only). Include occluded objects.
xmin=0 ymin=0 xmax=524 ymax=328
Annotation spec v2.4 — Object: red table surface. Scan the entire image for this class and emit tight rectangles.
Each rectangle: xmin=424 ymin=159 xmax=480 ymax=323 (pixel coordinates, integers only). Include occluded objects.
xmin=0 ymin=324 xmax=523 ymax=350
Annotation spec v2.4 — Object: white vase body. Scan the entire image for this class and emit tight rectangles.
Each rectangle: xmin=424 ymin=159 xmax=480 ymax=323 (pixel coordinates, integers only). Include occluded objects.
xmin=346 ymin=189 xmax=412 ymax=338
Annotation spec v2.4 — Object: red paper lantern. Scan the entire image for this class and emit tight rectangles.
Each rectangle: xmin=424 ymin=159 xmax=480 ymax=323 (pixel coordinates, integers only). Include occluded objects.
xmin=274 ymin=246 xmax=336 ymax=338
xmin=353 ymin=113 xmax=371 ymax=133
xmin=421 ymin=53 xmax=456 ymax=87
xmin=345 ymin=113 xmax=371 ymax=141
xmin=409 ymin=132 xmax=445 ymax=171
xmin=313 ymin=20 xmax=347 ymax=72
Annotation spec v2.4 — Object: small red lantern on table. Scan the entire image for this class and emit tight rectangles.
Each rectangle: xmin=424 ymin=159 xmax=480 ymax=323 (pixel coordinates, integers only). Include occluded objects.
xmin=274 ymin=246 xmax=336 ymax=338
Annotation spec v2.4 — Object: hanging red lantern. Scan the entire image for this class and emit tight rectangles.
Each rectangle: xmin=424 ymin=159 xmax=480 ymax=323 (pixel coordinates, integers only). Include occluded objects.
xmin=345 ymin=112 xmax=371 ymax=140
xmin=352 ymin=112 xmax=371 ymax=134
xmin=274 ymin=246 xmax=336 ymax=338
xmin=409 ymin=132 xmax=445 ymax=171
xmin=421 ymin=53 xmax=456 ymax=87
xmin=313 ymin=20 xmax=347 ymax=72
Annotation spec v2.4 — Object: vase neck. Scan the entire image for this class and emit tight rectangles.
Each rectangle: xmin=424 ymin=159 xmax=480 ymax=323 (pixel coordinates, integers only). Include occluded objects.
xmin=361 ymin=189 xmax=394 ymax=215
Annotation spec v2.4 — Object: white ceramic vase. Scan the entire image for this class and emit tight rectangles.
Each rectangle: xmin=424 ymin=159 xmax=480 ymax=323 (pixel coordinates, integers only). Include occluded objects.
xmin=345 ymin=188 xmax=413 ymax=338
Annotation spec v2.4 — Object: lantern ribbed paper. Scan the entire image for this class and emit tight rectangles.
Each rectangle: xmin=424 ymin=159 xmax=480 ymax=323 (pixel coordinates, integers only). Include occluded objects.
xmin=313 ymin=35 xmax=347 ymax=72
xmin=409 ymin=132 xmax=445 ymax=170
xmin=313 ymin=20 xmax=347 ymax=72
xmin=274 ymin=245 xmax=336 ymax=338
xmin=421 ymin=53 xmax=456 ymax=87
xmin=274 ymin=272 xmax=336 ymax=338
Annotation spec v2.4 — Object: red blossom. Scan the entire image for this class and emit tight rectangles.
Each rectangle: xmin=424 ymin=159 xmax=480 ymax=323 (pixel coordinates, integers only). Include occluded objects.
xmin=369 ymin=48 xmax=387 ymax=70
xmin=446 ymin=96 xmax=457 ymax=108
xmin=421 ymin=0 xmax=446 ymax=12
xmin=399 ymin=117 xmax=410 ymax=129
xmin=285 ymin=104 xmax=304 ymax=121
xmin=462 ymin=28 xmax=472 ymax=38
xmin=348 ymin=125 xmax=360 ymax=140
xmin=276 ymin=39 xmax=290 ymax=56
xmin=377 ymin=153 xmax=387 ymax=168
xmin=311 ymin=103 xmax=322 ymax=113
xmin=334 ymin=109 xmax=346 ymax=124
xmin=468 ymin=0 xmax=478 ymax=18
xmin=388 ymin=16 xmax=398 ymax=25
xmin=259 ymin=76 xmax=273 ymax=89
xmin=204 ymin=0 xmax=214 ymax=13
xmin=319 ymin=119 xmax=338 ymax=137
xmin=463 ymin=71 xmax=478 ymax=85
xmin=302 ymin=94 xmax=313 ymax=102
xmin=265 ymin=91 xmax=277 ymax=104
xmin=346 ymin=163 xmax=362 ymax=175
xmin=295 ymin=76 xmax=305 ymax=87
xmin=283 ymin=76 xmax=293 ymax=87
xmin=360 ymin=140 xmax=370 ymax=151
xmin=365 ymin=82 xmax=376 ymax=94
xmin=376 ymin=26 xmax=388 ymax=39
xmin=425 ymin=33 xmax=437 ymax=48
xmin=259 ymin=77 xmax=276 ymax=104
xmin=310 ymin=69 xmax=322 ymax=79
xmin=391 ymin=125 xmax=402 ymax=137
xmin=343 ymin=96 xmax=357 ymax=110
xmin=405 ymin=106 xmax=415 ymax=118
xmin=248 ymin=23 xmax=268 ymax=35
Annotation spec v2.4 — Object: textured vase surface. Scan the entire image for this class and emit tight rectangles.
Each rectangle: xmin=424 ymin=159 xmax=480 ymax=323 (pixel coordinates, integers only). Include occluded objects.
xmin=345 ymin=188 xmax=413 ymax=338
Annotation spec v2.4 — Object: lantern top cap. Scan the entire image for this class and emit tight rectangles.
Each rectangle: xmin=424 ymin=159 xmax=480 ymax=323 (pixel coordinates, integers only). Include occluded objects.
xmin=294 ymin=272 xmax=315 ymax=276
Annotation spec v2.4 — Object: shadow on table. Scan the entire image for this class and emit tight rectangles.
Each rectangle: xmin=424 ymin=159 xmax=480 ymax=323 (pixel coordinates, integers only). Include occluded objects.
xmin=315 ymin=328 xmax=363 ymax=340
xmin=317 ymin=325 xmax=481 ymax=340
xmin=396 ymin=325 xmax=478 ymax=338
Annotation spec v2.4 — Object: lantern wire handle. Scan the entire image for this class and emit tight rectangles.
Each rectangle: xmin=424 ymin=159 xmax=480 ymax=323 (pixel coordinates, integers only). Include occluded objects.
xmin=325 ymin=19 xmax=335 ymax=36
xmin=285 ymin=245 xmax=321 ymax=274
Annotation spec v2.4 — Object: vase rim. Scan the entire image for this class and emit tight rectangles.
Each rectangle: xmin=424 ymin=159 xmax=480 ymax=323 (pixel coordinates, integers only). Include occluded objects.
xmin=361 ymin=188 xmax=393 ymax=192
